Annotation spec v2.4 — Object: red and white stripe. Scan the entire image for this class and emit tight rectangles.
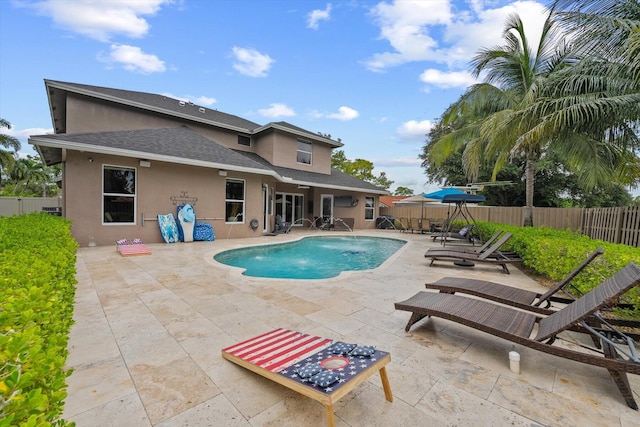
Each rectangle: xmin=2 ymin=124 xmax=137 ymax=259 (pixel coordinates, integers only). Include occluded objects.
xmin=223 ymin=328 xmax=333 ymax=372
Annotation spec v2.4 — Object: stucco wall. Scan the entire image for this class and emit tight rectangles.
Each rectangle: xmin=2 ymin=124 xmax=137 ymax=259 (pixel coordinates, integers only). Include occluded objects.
xmin=267 ymin=131 xmax=332 ymax=175
xmin=65 ymin=151 xmax=277 ymax=246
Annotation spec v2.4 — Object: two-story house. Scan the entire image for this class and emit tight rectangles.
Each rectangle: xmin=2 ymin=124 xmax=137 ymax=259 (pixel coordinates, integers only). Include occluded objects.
xmin=29 ymin=80 xmax=388 ymax=246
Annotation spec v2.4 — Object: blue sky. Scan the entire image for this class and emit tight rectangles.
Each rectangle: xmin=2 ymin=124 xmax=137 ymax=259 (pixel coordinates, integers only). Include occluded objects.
xmin=0 ymin=0 xmax=553 ymax=195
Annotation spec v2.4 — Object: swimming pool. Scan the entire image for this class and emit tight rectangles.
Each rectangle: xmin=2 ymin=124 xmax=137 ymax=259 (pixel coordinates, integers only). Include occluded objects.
xmin=213 ymin=236 xmax=406 ymax=279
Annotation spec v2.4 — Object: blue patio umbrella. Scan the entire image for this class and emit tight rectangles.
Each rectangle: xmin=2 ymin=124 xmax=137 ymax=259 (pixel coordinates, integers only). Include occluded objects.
xmin=424 ymin=188 xmax=466 ymax=200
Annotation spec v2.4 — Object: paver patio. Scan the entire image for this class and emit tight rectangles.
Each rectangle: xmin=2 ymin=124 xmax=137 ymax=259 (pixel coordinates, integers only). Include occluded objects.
xmin=63 ymin=230 xmax=639 ymax=426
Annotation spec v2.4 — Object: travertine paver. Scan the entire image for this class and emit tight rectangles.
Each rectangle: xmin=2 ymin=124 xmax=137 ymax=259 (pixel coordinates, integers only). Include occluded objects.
xmin=63 ymin=230 xmax=639 ymax=426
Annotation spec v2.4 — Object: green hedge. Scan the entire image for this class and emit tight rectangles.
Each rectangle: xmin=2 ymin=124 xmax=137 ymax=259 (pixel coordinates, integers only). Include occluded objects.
xmin=474 ymin=222 xmax=640 ymax=318
xmin=0 ymin=213 xmax=78 ymax=427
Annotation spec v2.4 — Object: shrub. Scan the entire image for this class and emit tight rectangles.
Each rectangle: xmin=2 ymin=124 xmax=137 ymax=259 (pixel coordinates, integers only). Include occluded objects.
xmin=475 ymin=222 xmax=640 ymax=318
xmin=0 ymin=213 xmax=78 ymax=427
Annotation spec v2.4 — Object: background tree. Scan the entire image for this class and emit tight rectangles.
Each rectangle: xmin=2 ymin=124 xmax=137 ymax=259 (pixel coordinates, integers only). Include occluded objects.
xmin=516 ymin=0 xmax=640 ymax=191
xmin=424 ymin=8 xmax=637 ymax=223
xmin=393 ymin=186 xmax=413 ymax=196
xmin=0 ymin=118 xmax=21 ymax=186
xmin=421 ymin=120 xmax=633 ymax=207
xmin=331 ymin=150 xmax=394 ymax=191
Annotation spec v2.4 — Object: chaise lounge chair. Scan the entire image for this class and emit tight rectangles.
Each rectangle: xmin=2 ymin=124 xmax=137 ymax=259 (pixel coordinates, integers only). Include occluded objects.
xmin=424 ymin=230 xmax=504 ymax=257
xmin=395 ymin=262 xmax=640 ymax=410
xmin=425 ymin=232 xmax=522 ymax=274
xmin=425 ymin=247 xmax=604 ymax=314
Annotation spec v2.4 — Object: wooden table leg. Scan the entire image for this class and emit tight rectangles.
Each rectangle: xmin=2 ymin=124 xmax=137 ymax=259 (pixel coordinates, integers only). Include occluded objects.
xmin=379 ymin=366 xmax=393 ymax=402
xmin=325 ymin=404 xmax=336 ymax=427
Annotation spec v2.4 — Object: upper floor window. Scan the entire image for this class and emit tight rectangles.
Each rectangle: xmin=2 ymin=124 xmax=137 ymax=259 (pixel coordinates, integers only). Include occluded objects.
xmin=225 ymin=178 xmax=245 ymax=223
xmin=238 ymin=135 xmax=251 ymax=146
xmin=103 ymin=165 xmax=136 ymax=224
xmin=365 ymin=196 xmax=375 ymax=220
xmin=297 ymin=140 xmax=312 ymax=165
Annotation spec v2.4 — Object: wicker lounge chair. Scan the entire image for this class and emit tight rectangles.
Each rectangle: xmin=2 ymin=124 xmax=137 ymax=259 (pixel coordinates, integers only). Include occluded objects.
xmin=425 ymin=232 xmax=522 ymax=273
xmin=395 ymin=262 xmax=640 ymax=410
xmin=424 ymin=230 xmax=504 ymax=256
xmin=425 ymin=247 xmax=604 ymax=314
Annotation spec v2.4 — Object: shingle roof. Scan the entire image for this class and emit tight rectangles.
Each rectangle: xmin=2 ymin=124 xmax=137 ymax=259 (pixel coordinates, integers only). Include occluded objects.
xmin=234 ymin=151 xmax=387 ymax=194
xmin=46 ymin=80 xmax=263 ymax=133
xmin=44 ymin=80 xmax=342 ymax=147
xmin=31 ymin=126 xmax=273 ymax=174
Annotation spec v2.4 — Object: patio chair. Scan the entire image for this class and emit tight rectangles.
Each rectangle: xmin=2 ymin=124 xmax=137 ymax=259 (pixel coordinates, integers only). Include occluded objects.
xmin=274 ymin=215 xmax=292 ymax=233
xmin=409 ymin=218 xmax=422 ymax=234
xmin=395 ymin=262 xmax=640 ymax=410
xmin=397 ymin=217 xmax=410 ymax=232
xmin=424 ymin=230 xmax=504 ymax=257
xmin=425 ymin=247 xmax=603 ymax=314
xmin=425 ymin=232 xmax=523 ymax=274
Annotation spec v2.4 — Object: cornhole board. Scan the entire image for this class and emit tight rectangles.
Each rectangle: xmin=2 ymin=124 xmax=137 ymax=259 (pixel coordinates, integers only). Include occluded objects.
xmin=115 ymin=239 xmax=151 ymax=256
xmin=222 ymin=328 xmax=393 ymax=427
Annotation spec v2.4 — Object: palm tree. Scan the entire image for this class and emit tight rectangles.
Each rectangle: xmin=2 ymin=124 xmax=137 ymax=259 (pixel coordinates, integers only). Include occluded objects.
xmin=515 ymin=1 xmax=640 ymax=191
xmin=0 ymin=118 xmax=21 ymax=186
xmin=9 ymin=156 xmax=49 ymax=195
xmin=427 ymin=11 xmax=573 ymax=225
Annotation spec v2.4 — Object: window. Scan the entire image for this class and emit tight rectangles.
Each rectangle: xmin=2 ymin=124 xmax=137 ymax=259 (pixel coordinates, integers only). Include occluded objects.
xmin=238 ymin=135 xmax=251 ymax=146
xmin=365 ymin=196 xmax=374 ymax=220
xmin=297 ymin=140 xmax=312 ymax=164
xmin=103 ymin=165 xmax=136 ymax=224
xmin=226 ymin=179 xmax=245 ymax=222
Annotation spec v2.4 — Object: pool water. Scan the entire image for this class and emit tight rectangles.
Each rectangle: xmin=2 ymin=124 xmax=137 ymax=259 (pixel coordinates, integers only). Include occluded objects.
xmin=213 ymin=236 xmax=406 ymax=279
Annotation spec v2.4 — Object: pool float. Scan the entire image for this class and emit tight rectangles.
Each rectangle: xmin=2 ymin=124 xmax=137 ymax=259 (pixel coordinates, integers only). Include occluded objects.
xmin=178 ymin=204 xmax=196 ymax=242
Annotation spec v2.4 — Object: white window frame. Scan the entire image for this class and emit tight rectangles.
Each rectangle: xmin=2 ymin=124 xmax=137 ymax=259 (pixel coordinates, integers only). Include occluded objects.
xmin=102 ymin=164 xmax=137 ymax=225
xmin=365 ymin=196 xmax=375 ymax=221
xmin=297 ymin=140 xmax=312 ymax=165
xmin=225 ymin=178 xmax=245 ymax=223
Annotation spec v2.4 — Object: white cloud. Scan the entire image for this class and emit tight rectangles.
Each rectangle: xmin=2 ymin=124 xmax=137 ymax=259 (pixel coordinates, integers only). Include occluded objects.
xmin=307 ymin=3 xmax=332 ymax=30
xmin=327 ymin=106 xmax=359 ymax=121
xmin=397 ymin=119 xmax=433 ymax=140
xmin=231 ymin=47 xmax=274 ymax=77
xmin=193 ymin=96 xmax=217 ymax=106
xmin=258 ymin=103 xmax=296 ymax=118
xmin=365 ymin=0 xmax=547 ymax=72
xmin=161 ymin=93 xmax=217 ymax=106
xmin=27 ymin=0 xmax=172 ymax=42
xmin=309 ymin=106 xmax=359 ymax=121
xmin=365 ymin=0 xmax=453 ymax=71
xmin=419 ymin=68 xmax=476 ymax=91
xmin=100 ymin=44 xmax=166 ymax=74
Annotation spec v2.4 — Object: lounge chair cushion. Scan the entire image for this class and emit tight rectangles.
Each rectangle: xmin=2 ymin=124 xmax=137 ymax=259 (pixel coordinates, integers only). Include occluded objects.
xmin=310 ymin=370 xmax=340 ymax=387
xmin=296 ymin=363 xmax=324 ymax=379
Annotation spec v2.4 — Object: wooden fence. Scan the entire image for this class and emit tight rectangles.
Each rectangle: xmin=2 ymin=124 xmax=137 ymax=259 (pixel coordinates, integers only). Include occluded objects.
xmin=380 ymin=205 xmax=640 ymax=248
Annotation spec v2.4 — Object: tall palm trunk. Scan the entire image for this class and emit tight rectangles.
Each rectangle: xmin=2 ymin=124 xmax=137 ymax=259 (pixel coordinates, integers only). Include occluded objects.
xmin=524 ymin=154 xmax=535 ymax=226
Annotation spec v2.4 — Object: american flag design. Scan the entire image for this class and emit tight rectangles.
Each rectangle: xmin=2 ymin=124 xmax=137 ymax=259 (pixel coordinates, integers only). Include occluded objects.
xmin=222 ymin=328 xmax=387 ymax=395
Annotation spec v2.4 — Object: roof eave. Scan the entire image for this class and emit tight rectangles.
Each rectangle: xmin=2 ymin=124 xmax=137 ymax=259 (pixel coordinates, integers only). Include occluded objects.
xmin=29 ymin=136 xmax=277 ymax=177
